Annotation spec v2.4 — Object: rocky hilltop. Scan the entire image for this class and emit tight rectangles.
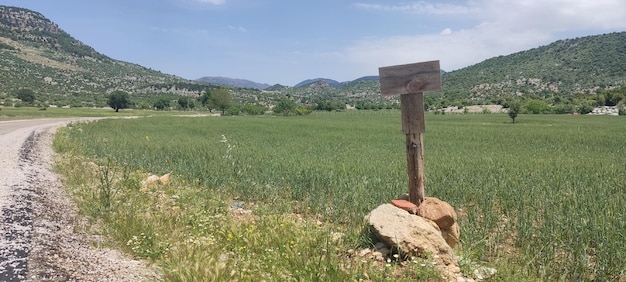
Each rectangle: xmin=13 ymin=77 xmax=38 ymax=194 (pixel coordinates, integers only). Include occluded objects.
xmin=0 ymin=5 xmax=208 ymax=106
xmin=1 ymin=6 xmax=61 ymax=35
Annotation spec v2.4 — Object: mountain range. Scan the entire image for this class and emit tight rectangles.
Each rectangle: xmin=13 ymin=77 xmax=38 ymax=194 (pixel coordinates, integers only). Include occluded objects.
xmin=1 ymin=4 xmax=625 ymax=108
xmin=196 ymin=76 xmax=271 ymax=90
xmin=205 ymin=32 xmax=626 ymax=101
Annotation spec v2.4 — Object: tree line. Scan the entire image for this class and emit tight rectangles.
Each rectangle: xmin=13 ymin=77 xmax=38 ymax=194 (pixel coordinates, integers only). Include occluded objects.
xmin=6 ymin=85 xmax=625 ymax=118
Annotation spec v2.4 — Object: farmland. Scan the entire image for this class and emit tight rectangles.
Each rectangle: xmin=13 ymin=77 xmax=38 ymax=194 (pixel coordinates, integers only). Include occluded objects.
xmin=53 ymin=111 xmax=625 ymax=281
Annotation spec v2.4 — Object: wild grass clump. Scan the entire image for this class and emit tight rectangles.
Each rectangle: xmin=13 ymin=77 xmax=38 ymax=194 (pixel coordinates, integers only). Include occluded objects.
xmin=53 ymin=111 xmax=626 ymax=280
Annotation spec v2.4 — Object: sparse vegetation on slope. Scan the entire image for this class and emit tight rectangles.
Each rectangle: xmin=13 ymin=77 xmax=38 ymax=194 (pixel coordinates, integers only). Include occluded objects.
xmin=441 ymin=32 xmax=626 ymax=101
xmin=0 ymin=6 xmax=209 ymax=101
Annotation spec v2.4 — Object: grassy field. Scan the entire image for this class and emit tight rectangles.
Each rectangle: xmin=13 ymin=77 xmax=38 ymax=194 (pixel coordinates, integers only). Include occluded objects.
xmin=52 ymin=110 xmax=625 ymax=281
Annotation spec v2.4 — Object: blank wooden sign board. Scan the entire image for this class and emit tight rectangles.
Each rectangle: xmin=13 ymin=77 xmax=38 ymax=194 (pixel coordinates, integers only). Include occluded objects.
xmin=379 ymin=60 xmax=441 ymax=206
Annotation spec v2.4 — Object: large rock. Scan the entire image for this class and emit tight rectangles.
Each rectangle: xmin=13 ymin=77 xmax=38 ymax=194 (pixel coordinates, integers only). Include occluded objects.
xmin=416 ymin=197 xmax=457 ymax=230
xmin=396 ymin=195 xmax=461 ymax=248
xmin=365 ymin=204 xmax=456 ymax=266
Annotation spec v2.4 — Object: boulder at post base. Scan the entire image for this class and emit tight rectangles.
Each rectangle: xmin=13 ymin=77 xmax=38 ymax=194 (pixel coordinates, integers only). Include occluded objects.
xmin=395 ymin=195 xmax=461 ymax=248
xmin=365 ymin=203 xmax=456 ymax=266
xmin=416 ymin=197 xmax=457 ymax=230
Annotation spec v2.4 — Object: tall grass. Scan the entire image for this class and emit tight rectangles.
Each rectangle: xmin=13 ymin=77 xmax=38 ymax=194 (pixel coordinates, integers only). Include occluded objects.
xmin=54 ymin=111 xmax=626 ymax=280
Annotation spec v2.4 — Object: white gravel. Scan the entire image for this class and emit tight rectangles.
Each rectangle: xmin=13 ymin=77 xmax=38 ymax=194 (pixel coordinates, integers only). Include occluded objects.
xmin=0 ymin=118 xmax=161 ymax=281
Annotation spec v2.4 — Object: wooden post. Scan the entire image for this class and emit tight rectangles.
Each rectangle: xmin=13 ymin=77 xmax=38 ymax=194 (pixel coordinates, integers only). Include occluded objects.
xmin=379 ymin=61 xmax=441 ymax=206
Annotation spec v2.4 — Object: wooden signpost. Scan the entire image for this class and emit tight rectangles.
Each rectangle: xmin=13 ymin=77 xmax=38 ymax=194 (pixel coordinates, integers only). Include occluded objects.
xmin=379 ymin=60 xmax=442 ymax=206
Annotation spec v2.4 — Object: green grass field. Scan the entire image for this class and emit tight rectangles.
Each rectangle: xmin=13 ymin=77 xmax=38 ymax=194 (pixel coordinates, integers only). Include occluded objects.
xmin=52 ymin=111 xmax=626 ymax=281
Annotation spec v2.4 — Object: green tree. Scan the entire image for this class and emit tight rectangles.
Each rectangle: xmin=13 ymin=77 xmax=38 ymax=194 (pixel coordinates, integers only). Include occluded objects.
xmin=154 ymin=98 xmax=170 ymax=111
xmin=273 ymin=98 xmax=297 ymax=116
xmin=209 ymin=89 xmax=233 ymax=115
xmin=107 ymin=90 xmax=130 ymax=112
xmin=16 ymin=88 xmax=35 ymax=104
xmin=178 ymin=96 xmax=190 ymax=110
xmin=199 ymin=90 xmax=211 ymax=107
xmin=508 ymin=101 xmax=521 ymax=123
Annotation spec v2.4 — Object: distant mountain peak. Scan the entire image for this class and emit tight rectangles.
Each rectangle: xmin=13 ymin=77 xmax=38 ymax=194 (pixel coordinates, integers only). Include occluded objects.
xmin=294 ymin=78 xmax=341 ymax=88
xmin=0 ymin=5 xmax=105 ymax=59
xmin=195 ymin=76 xmax=271 ymax=90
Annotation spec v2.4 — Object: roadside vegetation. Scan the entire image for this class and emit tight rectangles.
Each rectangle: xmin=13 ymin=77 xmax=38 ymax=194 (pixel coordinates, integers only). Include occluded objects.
xmin=0 ymin=107 xmax=186 ymax=121
xmin=51 ymin=111 xmax=626 ymax=281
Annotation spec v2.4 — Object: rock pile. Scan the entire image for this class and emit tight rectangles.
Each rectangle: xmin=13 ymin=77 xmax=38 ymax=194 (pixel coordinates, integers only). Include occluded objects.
xmin=365 ymin=196 xmax=465 ymax=280
xmin=365 ymin=203 xmax=456 ymax=265
xmin=140 ymin=173 xmax=171 ymax=192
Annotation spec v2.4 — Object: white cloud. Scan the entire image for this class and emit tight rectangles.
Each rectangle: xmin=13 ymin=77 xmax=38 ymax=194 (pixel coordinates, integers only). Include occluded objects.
xmin=483 ymin=0 xmax=626 ymax=32
xmin=353 ymin=1 xmax=478 ymax=15
xmin=346 ymin=0 xmax=626 ymax=72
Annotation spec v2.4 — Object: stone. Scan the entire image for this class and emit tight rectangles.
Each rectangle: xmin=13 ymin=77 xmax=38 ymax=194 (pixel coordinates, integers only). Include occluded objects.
xmin=357 ymin=249 xmax=372 ymax=257
xmin=371 ymin=251 xmax=385 ymax=261
xmin=417 ymin=197 xmax=457 ymax=230
xmin=141 ymin=174 xmax=159 ymax=188
xmin=159 ymin=173 xmax=170 ymax=185
xmin=442 ymin=222 xmax=461 ymax=248
xmin=447 ymin=264 xmax=461 ymax=273
xmin=391 ymin=199 xmax=418 ymax=214
xmin=365 ymin=204 xmax=456 ymax=266
xmin=374 ymin=241 xmax=387 ymax=250
xmin=374 ymin=242 xmax=391 ymax=256
xmin=473 ymin=267 xmax=497 ymax=280
xmin=230 ymin=201 xmax=245 ymax=209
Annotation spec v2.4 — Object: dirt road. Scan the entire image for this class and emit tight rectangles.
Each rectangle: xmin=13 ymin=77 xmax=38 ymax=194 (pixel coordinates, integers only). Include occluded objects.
xmin=0 ymin=118 xmax=160 ymax=281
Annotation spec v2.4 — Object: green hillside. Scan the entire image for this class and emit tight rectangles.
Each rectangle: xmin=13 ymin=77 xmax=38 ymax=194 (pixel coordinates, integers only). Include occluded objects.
xmin=0 ymin=5 xmax=214 ymax=107
xmin=441 ymin=31 xmax=626 ymax=100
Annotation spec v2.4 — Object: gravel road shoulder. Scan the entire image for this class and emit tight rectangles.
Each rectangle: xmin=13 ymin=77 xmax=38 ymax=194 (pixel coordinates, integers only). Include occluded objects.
xmin=0 ymin=118 xmax=161 ymax=281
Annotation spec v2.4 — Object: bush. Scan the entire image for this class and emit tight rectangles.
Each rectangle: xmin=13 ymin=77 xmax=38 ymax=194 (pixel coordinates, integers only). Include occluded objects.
xmin=15 ymin=88 xmax=35 ymax=104
xmin=225 ymin=105 xmax=241 ymax=116
xmin=553 ymin=103 xmax=576 ymax=114
xmin=523 ymin=99 xmax=550 ymax=114
xmin=242 ymin=103 xmax=267 ymax=115
xmin=295 ymin=106 xmax=312 ymax=115
xmin=154 ymin=98 xmax=170 ymax=111
xmin=273 ymin=99 xmax=297 ymax=116
xmin=577 ymin=103 xmax=594 ymax=115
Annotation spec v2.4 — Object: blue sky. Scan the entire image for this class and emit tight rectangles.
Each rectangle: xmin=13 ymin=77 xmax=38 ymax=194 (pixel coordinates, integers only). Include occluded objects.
xmin=4 ymin=0 xmax=626 ymax=86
